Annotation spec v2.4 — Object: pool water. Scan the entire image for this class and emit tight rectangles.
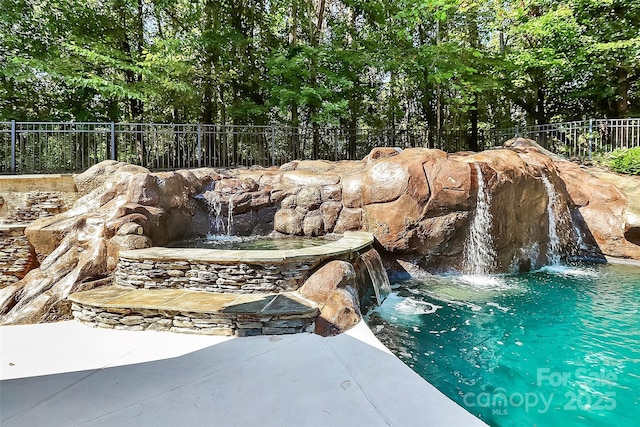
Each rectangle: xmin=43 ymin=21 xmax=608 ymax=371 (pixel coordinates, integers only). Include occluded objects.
xmin=367 ymin=263 xmax=640 ymax=427
xmin=168 ymin=235 xmax=330 ymax=250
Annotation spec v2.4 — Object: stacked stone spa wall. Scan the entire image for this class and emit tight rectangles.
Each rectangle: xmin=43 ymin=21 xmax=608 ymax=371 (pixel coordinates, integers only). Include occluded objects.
xmin=114 ymin=257 xmax=327 ymax=293
xmin=71 ymin=302 xmax=315 ymax=336
xmin=0 ymin=226 xmax=36 ymax=288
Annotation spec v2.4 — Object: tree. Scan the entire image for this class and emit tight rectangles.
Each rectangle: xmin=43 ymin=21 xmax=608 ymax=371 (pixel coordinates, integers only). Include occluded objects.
xmin=1 ymin=0 xmax=639 ymax=154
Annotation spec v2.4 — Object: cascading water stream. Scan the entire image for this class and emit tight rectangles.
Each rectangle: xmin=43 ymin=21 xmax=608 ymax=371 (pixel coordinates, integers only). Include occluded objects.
xmin=210 ymin=194 xmax=225 ymax=236
xmin=361 ymin=249 xmax=392 ymax=305
xmin=463 ymin=163 xmax=496 ymax=276
xmin=227 ymin=196 xmax=235 ymax=236
xmin=202 ymin=191 xmax=236 ymax=238
xmin=541 ymin=175 xmax=562 ymax=265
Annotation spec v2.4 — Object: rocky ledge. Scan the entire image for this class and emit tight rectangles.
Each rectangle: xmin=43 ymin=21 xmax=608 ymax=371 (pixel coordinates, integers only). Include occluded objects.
xmin=1 ymin=139 xmax=639 ymax=329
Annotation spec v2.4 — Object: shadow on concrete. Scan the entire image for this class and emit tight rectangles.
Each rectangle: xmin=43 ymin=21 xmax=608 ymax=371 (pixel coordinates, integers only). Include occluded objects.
xmin=0 ymin=323 xmax=485 ymax=427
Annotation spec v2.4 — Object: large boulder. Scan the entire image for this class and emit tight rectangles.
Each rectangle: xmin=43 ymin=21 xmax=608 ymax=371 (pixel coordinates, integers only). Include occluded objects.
xmin=299 ymin=260 xmax=360 ymax=336
xmin=586 ymin=168 xmax=640 ymax=247
xmin=1 ymin=163 xmax=203 ymax=324
xmin=555 ymin=162 xmax=640 ymax=259
xmin=507 ymin=138 xmax=640 ymax=260
xmin=273 ymin=208 xmax=304 ymax=235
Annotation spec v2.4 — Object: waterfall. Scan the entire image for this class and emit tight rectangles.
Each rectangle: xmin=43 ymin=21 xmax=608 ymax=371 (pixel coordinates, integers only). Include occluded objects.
xmin=210 ymin=194 xmax=225 ymax=236
xmin=573 ymin=222 xmax=587 ymax=251
xmin=541 ymin=175 xmax=562 ymax=265
xmin=361 ymin=249 xmax=392 ymax=305
xmin=463 ymin=163 xmax=496 ymax=276
xmin=227 ymin=196 xmax=235 ymax=236
xmin=202 ymin=191 xmax=235 ymax=237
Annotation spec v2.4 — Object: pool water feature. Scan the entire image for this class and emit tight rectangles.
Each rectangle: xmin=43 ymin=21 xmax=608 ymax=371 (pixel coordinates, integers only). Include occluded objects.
xmin=541 ymin=174 xmax=562 ymax=265
xmin=367 ymin=263 xmax=640 ymax=426
xmin=360 ymin=248 xmax=392 ymax=305
xmin=463 ymin=163 xmax=496 ymax=276
xmin=197 ymin=188 xmax=237 ymax=237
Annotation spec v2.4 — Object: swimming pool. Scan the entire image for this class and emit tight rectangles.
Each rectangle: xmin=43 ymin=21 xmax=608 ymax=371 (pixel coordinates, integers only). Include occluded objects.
xmin=367 ymin=263 xmax=640 ymax=426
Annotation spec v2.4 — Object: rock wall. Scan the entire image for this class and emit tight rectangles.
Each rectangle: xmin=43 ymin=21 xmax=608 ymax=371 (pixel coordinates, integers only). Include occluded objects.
xmin=583 ymin=168 xmax=640 ymax=248
xmin=0 ymin=176 xmax=78 ymax=290
xmin=71 ymin=301 xmax=315 ymax=337
xmin=0 ymin=175 xmax=78 ymax=225
xmin=2 ymin=142 xmax=639 ymax=325
xmin=0 ymin=225 xmax=37 ymax=288
xmin=250 ymin=145 xmax=609 ymax=273
xmin=0 ymin=162 xmax=206 ymax=324
xmin=115 ymin=258 xmax=316 ymax=293
xmin=507 ymin=139 xmax=640 ymax=261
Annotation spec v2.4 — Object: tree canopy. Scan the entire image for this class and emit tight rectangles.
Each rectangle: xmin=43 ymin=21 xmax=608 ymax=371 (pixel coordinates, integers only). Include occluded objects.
xmin=1 ymin=0 xmax=639 ymax=138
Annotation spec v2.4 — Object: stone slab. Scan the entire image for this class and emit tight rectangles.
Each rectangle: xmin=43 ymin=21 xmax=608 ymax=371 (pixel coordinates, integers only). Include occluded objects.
xmin=87 ymin=288 xmax=186 ymax=309
xmin=68 ymin=286 xmax=134 ymax=306
xmin=261 ymin=293 xmax=318 ymax=317
xmin=163 ymin=293 xmax=239 ymax=314
xmin=118 ymin=231 xmax=374 ymax=264
xmin=221 ymin=294 xmax=276 ymax=314
xmin=0 ymin=224 xmax=27 ymax=231
xmin=0 ymin=174 xmax=76 ymax=192
xmin=69 ymin=287 xmax=318 ymax=318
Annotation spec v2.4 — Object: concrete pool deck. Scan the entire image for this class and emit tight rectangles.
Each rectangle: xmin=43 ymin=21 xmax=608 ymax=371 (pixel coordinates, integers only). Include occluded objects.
xmin=1 ymin=320 xmax=485 ymax=426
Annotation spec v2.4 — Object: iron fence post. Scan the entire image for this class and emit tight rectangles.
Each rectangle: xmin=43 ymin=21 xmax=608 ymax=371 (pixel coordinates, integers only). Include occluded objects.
xmin=588 ymin=118 xmax=593 ymax=161
xmin=10 ymin=120 xmax=16 ymax=173
xmin=270 ymin=124 xmax=275 ymax=166
xmin=110 ymin=122 xmax=116 ymax=160
xmin=197 ymin=123 xmax=202 ymax=168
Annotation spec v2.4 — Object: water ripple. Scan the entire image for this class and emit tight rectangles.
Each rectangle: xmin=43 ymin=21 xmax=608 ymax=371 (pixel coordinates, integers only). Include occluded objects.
xmin=368 ymin=263 xmax=640 ymax=427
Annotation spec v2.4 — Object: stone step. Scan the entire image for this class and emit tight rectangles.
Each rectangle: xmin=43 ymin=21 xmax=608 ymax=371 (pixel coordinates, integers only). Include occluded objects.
xmin=69 ymin=286 xmax=319 ymax=337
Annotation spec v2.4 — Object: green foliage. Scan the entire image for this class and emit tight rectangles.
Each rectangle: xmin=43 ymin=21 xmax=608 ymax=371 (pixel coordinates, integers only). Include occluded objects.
xmin=0 ymin=0 xmax=638 ymax=138
xmin=607 ymin=147 xmax=640 ymax=175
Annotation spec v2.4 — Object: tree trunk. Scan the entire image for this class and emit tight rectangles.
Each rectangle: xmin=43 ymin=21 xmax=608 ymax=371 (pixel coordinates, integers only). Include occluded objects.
xmin=469 ymin=95 xmax=479 ymax=151
xmin=435 ymin=20 xmax=443 ymax=149
xmin=220 ymin=86 xmax=227 ymax=166
xmin=466 ymin=7 xmax=480 ymax=152
xmin=389 ymin=71 xmax=397 ymax=146
xmin=289 ymin=0 xmax=300 ymax=159
xmin=120 ymin=0 xmax=145 ymax=165
xmin=614 ymin=66 xmax=630 ymax=117
xmin=347 ymin=5 xmax=357 ymax=159
xmin=202 ymin=0 xmax=220 ymax=125
xmin=308 ymin=0 xmax=325 ymax=160
xmin=291 ymin=102 xmax=300 ymax=159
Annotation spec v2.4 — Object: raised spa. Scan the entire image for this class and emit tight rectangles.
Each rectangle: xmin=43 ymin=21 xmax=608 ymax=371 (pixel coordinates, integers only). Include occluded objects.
xmin=167 ymin=235 xmax=333 ymax=251
xmin=114 ymin=231 xmax=375 ymax=294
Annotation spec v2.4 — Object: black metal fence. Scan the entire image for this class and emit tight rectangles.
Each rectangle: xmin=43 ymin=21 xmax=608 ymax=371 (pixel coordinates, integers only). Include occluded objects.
xmin=485 ymin=118 xmax=640 ymax=159
xmin=1 ymin=119 xmax=638 ymax=173
xmin=0 ymin=122 xmax=480 ymax=173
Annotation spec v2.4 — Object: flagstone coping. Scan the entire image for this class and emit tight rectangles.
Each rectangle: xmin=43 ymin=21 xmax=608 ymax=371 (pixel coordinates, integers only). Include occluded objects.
xmin=69 ymin=286 xmax=318 ymax=318
xmin=118 ymin=231 xmax=374 ymax=263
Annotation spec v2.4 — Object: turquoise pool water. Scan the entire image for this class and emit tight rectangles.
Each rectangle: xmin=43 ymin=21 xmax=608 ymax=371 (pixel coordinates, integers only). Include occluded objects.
xmin=367 ymin=263 xmax=640 ymax=426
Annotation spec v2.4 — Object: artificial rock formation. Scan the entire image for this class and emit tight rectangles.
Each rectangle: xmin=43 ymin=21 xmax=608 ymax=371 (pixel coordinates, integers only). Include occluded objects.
xmin=2 ymin=142 xmax=640 ymax=326
xmin=584 ymin=168 xmax=640 ymax=248
xmin=0 ymin=162 xmax=206 ymax=324
xmin=507 ymin=138 xmax=640 ymax=261
xmin=299 ymin=260 xmax=361 ymax=336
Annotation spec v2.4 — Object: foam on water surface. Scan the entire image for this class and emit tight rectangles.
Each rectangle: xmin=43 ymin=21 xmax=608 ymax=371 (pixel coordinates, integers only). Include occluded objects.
xmin=394 ymin=297 xmax=442 ymax=315
xmin=368 ymin=263 xmax=640 ymax=427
